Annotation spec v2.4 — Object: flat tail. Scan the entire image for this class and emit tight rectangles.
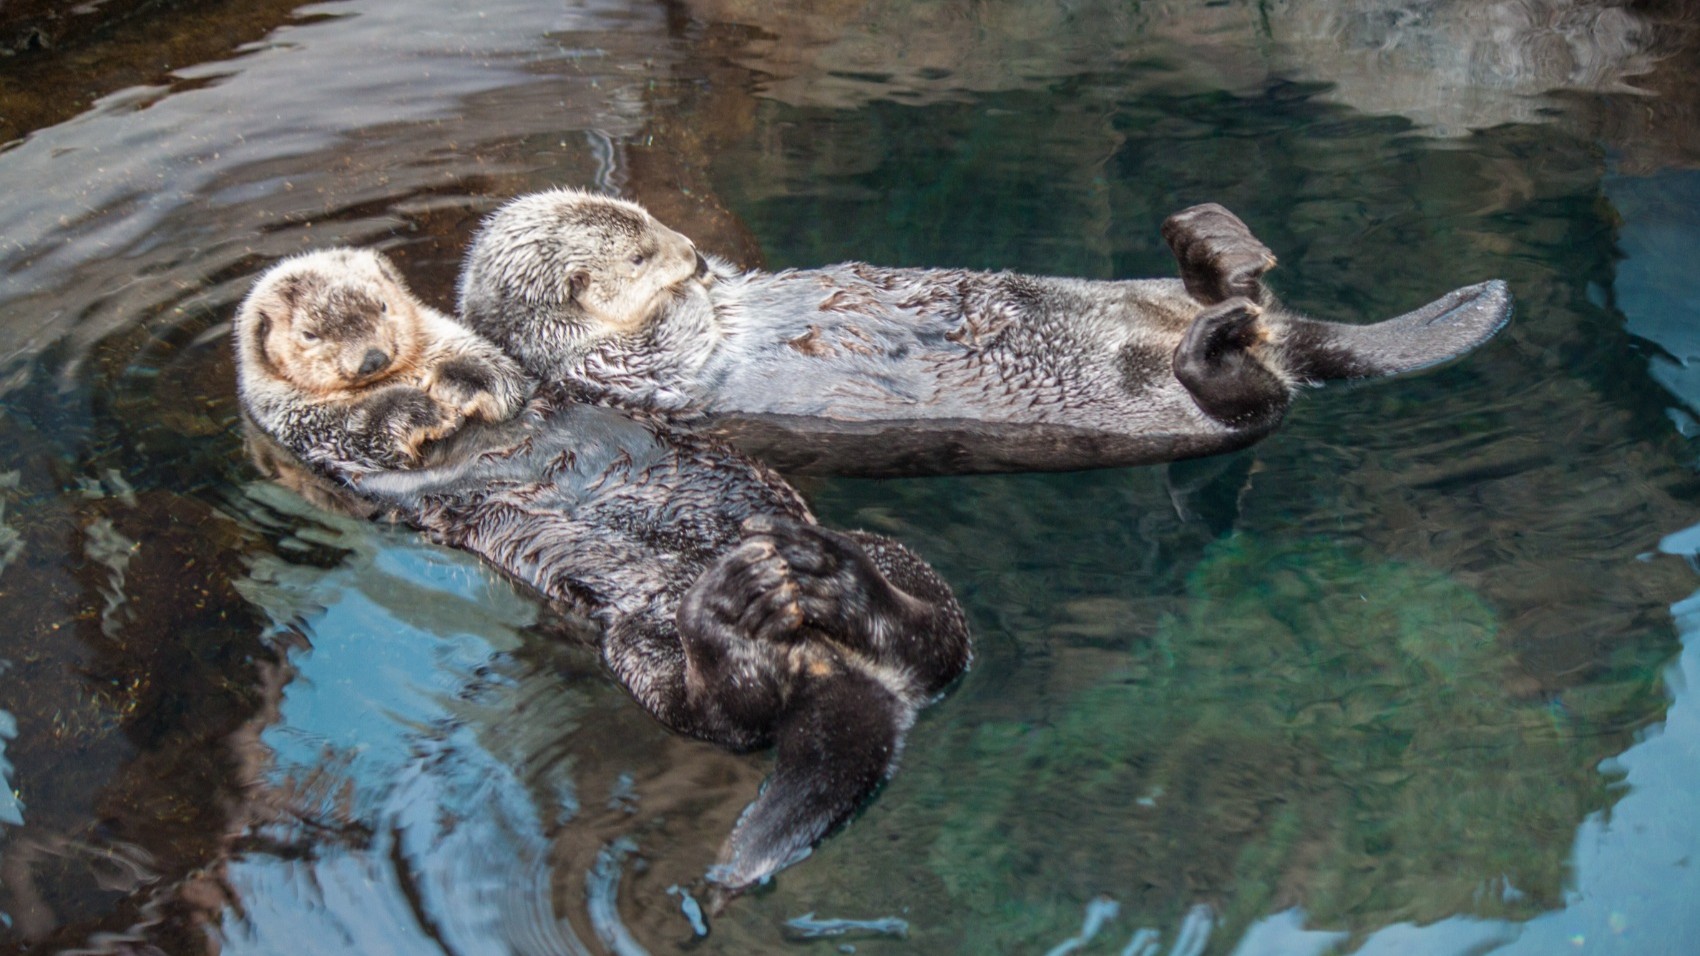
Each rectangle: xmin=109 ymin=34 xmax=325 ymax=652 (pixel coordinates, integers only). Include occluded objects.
xmin=707 ymin=667 xmax=913 ymax=899
xmin=1284 ymin=279 xmax=1513 ymax=382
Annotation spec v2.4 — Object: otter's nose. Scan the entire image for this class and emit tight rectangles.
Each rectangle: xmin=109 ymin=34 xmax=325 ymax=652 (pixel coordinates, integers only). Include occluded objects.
xmin=693 ymin=250 xmax=710 ymax=279
xmin=357 ymin=348 xmax=391 ymax=377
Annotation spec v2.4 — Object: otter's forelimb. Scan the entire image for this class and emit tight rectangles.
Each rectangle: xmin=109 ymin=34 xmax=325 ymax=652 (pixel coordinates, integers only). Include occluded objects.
xmin=427 ymin=352 xmax=532 ymax=423
xmin=302 ymin=384 xmax=456 ymax=470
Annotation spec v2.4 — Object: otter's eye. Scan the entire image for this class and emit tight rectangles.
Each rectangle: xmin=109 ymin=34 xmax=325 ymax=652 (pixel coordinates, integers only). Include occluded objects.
xmin=379 ymin=300 xmax=388 ymax=314
xmin=630 ymin=254 xmax=646 ymax=267
xmin=300 ymin=330 xmax=320 ymax=344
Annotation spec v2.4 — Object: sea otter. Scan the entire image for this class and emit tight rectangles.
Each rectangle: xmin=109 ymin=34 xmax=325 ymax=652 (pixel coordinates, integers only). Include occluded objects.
xmin=235 ymin=247 xmax=532 ymax=470
xmin=233 ymin=255 xmax=973 ymax=898
xmin=457 ymin=190 xmax=1513 ymax=477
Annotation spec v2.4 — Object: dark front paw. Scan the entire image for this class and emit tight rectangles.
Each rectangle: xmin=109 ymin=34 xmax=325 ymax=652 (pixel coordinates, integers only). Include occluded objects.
xmin=680 ymin=536 xmax=807 ymax=645
xmin=1161 ymin=203 xmax=1277 ymax=305
xmin=431 ymin=357 xmax=526 ymax=422
xmin=352 ymin=386 xmax=455 ymax=465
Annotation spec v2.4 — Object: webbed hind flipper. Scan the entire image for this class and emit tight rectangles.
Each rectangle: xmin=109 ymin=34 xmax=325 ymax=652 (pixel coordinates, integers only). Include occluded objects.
xmin=741 ymin=515 xmax=972 ymax=697
xmin=708 ymin=664 xmax=912 ymax=898
xmin=1172 ymin=297 xmax=1291 ymax=429
xmin=1282 ymin=280 xmax=1513 ymax=382
xmin=688 ymin=515 xmax=968 ymax=899
xmin=1162 ymin=203 xmax=1278 ymax=305
xmin=670 ymin=521 xmax=927 ymax=898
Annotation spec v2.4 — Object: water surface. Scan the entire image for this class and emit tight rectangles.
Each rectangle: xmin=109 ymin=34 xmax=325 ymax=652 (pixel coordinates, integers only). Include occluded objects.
xmin=1 ymin=2 xmax=1698 ymax=953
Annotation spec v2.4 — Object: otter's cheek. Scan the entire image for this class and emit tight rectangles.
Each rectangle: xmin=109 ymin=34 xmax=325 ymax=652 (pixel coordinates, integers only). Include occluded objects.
xmin=387 ymin=326 xmax=412 ymax=365
xmin=582 ymin=290 xmax=626 ymax=331
xmin=291 ymin=361 xmax=339 ymax=395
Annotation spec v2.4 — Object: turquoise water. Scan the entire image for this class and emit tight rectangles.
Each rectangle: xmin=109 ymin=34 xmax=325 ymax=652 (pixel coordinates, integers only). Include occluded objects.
xmin=1 ymin=2 xmax=1697 ymax=953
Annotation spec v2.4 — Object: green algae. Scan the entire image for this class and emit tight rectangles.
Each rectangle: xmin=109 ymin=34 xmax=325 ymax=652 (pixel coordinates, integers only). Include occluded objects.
xmin=837 ymin=534 xmax=1667 ymax=952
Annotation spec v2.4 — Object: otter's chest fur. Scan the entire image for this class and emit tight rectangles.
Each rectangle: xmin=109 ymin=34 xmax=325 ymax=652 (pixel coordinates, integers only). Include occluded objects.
xmin=366 ymin=401 xmax=811 ymax=617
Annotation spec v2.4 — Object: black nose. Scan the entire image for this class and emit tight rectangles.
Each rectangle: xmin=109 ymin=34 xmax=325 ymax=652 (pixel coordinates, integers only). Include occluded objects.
xmin=358 ymin=348 xmax=391 ymax=377
xmin=694 ymin=251 xmax=710 ymax=279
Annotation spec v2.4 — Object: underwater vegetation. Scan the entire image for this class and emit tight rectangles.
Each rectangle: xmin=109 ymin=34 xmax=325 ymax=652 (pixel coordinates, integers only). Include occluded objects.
xmin=827 ymin=535 xmax=1667 ymax=952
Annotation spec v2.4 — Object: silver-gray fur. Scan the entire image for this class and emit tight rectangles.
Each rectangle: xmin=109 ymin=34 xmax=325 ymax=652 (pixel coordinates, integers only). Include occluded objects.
xmin=459 ymin=195 xmax=1513 ymax=476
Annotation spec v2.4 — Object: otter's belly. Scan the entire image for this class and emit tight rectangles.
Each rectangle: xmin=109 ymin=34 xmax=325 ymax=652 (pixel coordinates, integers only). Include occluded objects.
xmin=689 ymin=269 xmax=1251 ymax=473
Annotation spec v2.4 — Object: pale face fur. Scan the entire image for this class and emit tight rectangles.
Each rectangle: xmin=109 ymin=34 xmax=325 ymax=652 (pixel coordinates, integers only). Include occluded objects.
xmin=459 ymin=188 xmax=704 ymax=347
xmin=237 ymin=248 xmax=430 ymax=396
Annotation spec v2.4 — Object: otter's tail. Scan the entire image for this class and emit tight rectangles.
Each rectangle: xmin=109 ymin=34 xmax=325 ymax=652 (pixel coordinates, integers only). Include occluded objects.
xmin=708 ymin=666 xmax=916 ymax=896
xmin=1284 ymin=279 xmax=1513 ymax=383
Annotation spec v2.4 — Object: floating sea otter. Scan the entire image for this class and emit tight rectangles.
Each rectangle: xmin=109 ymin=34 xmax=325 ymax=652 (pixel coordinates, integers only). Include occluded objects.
xmin=458 ymin=190 xmax=1512 ymax=476
xmin=233 ymin=251 xmax=973 ymax=898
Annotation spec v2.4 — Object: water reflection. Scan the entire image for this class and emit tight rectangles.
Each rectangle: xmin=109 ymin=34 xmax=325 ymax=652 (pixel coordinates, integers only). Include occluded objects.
xmin=2 ymin=0 xmax=1699 ymax=952
xmin=223 ymin=496 xmax=587 ymax=954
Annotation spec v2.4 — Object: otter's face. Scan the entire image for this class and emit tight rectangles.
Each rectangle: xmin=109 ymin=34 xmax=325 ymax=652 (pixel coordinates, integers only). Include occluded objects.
xmin=462 ymin=189 xmax=706 ymax=347
xmin=565 ymin=206 xmax=703 ymax=334
xmin=239 ymin=248 xmax=427 ymax=395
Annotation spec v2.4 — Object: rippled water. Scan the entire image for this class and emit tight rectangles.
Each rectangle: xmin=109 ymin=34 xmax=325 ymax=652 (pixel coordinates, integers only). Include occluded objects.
xmin=2 ymin=2 xmax=1698 ymax=953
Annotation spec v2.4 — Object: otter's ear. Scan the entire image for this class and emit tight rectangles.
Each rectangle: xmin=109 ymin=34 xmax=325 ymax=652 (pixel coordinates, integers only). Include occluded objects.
xmin=568 ymin=270 xmax=589 ymax=300
xmin=250 ymin=310 xmax=281 ymax=374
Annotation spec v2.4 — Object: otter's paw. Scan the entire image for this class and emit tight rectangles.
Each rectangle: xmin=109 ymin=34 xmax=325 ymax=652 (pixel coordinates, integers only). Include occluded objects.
xmin=1173 ymin=298 xmax=1289 ymax=428
xmin=360 ymin=386 xmax=459 ymax=466
xmin=1161 ymin=203 xmax=1277 ymax=305
xmin=430 ymin=357 xmax=526 ymax=422
xmin=739 ymin=515 xmax=904 ymax=633
xmin=680 ymin=536 xmax=807 ymax=645
xmin=1181 ymin=297 xmax=1264 ymax=364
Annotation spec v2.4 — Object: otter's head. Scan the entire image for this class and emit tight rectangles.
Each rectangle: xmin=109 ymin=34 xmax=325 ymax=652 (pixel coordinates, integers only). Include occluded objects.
xmin=235 ymin=248 xmax=429 ymax=396
xmin=458 ymin=189 xmax=707 ymax=358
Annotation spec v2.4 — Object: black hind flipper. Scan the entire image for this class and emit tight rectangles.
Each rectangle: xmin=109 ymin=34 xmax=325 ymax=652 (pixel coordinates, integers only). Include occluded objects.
xmin=1162 ymin=203 xmax=1278 ymax=305
xmin=742 ymin=515 xmax=972 ymax=698
xmin=675 ymin=516 xmax=967 ymax=899
xmin=1172 ymin=297 xmax=1291 ymax=430
xmin=709 ymin=665 xmax=913 ymax=895
xmin=1283 ymin=280 xmax=1513 ymax=382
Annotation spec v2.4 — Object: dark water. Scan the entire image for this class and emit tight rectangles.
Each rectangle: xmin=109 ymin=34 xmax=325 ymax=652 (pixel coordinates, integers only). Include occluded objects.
xmin=2 ymin=2 xmax=1698 ymax=953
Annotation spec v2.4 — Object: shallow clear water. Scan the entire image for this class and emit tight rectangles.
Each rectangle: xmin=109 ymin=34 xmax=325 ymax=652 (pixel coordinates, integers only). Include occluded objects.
xmin=2 ymin=2 xmax=1698 ymax=953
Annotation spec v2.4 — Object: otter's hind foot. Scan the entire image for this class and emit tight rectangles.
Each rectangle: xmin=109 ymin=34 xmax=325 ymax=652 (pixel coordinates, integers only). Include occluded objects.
xmin=1173 ymin=298 xmax=1289 ymax=429
xmin=740 ymin=515 xmax=972 ymax=697
xmin=739 ymin=515 xmax=908 ymax=641
xmin=1161 ymin=203 xmax=1277 ymax=305
xmin=680 ymin=535 xmax=807 ymax=646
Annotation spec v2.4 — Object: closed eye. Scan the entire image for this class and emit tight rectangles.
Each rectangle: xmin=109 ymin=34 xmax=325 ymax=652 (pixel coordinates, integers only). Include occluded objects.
xmin=300 ymin=330 xmax=320 ymax=343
